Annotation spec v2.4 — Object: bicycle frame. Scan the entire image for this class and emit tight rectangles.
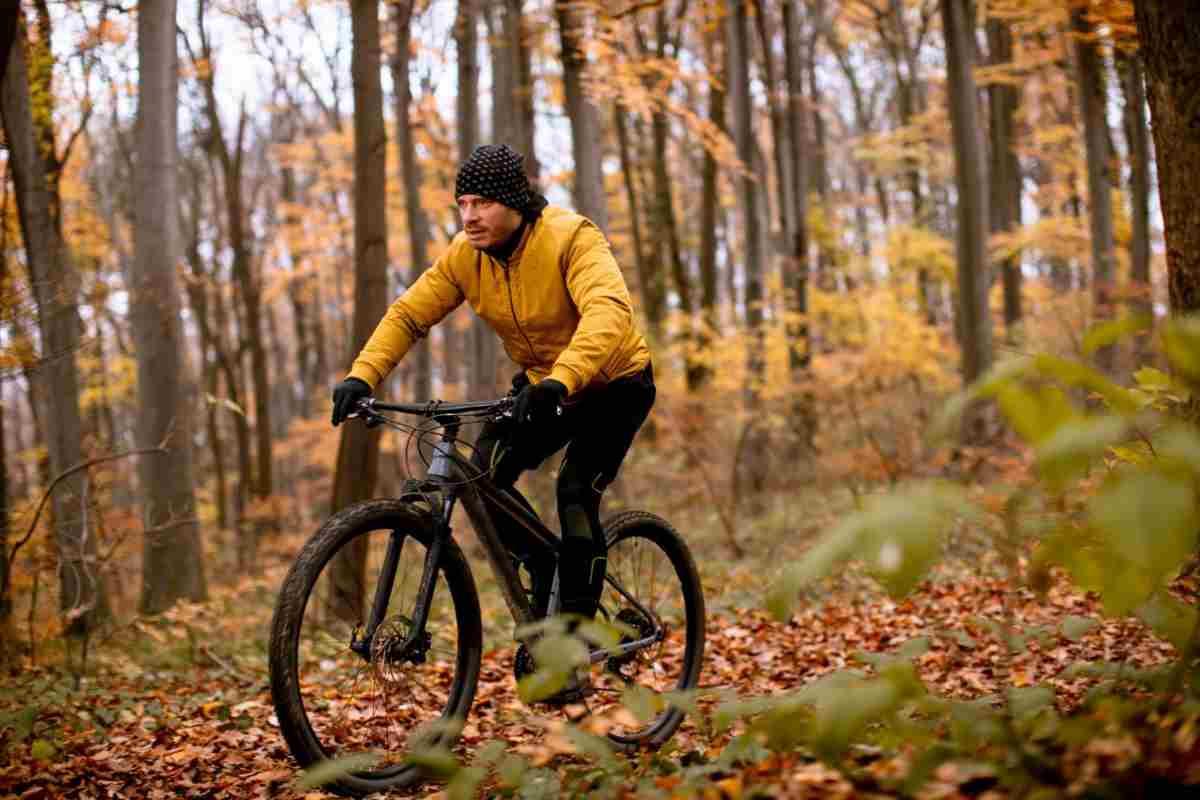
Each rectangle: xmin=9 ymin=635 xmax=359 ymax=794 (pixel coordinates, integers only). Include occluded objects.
xmin=352 ymin=399 xmax=663 ymax=665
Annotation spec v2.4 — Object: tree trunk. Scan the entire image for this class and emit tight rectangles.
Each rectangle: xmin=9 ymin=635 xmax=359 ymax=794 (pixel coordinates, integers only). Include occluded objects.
xmin=941 ymin=0 xmax=994 ymax=427
xmin=730 ymin=0 xmax=769 ymax=501
xmin=393 ymin=0 xmax=432 ymax=404
xmin=783 ymin=0 xmax=811 ymax=373
xmin=0 ymin=261 xmax=12 ymax=662
xmin=194 ymin=1 xmax=273 ymax=532
xmin=1073 ymin=6 xmax=1117 ymax=370
xmin=987 ymin=17 xmax=1023 ymax=338
xmin=557 ymin=0 xmax=609 ymax=230
xmin=730 ymin=1 xmax=764 ymax=380
xmin=696 ymin=15 xmax=726 ymax=390
xmin=806 ymin=0 xmax=832 ymax=290
xmin=133 ymin=0 xmax=206 ymax=613
xmin=754 ymin=2 xmax=793 ymax=242
xmin=614 ymin=104 xmax=662 ymax=337
xmin=496 ymin=0 xmax=536 ymax=175
xmin=645 ymin=10 xmax=694 ymax=389
xmin=1 ymin=9 xmax=106 ymax=635
xmin=329 ymin=0 xmax=390 ymax=621
xmin=1135 ymin=2 xmax=1200 ymax=314
xmin=459 ymin=0 xmax=497 ymax=400
xmin=1118 ymin=50 xmax=1152 ymax=350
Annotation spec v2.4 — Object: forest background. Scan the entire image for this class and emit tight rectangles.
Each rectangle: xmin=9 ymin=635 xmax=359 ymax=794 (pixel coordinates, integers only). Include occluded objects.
xmin=2 ymin=0 xmax=1200 ymax=796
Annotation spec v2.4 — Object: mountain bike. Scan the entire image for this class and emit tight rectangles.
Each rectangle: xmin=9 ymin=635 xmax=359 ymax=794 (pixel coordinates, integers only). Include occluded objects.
xmin=268 ymin=395 xmax=705 ymax=796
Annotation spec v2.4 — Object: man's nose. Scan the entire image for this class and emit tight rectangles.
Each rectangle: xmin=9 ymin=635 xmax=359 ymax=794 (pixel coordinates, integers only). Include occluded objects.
xmin=462 ymin=204 xmax=477 ymax=223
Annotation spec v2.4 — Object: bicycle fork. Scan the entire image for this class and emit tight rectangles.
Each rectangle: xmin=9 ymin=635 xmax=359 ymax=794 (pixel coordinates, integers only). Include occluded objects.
xmin=351 ymin=497 xmax=456 ymax=663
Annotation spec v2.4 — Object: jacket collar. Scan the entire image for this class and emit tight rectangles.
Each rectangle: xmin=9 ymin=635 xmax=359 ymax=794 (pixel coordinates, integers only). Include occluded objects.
xmin=484 ymin=215 xmax=537 ymax=267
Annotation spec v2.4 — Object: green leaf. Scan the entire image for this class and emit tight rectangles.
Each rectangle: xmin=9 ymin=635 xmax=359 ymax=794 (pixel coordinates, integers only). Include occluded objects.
xmin=897 ymin=637 xmax=932 ymax=660
xmin=1034 ymin=416 xmax=1127 ymax=488
xmin=518 ymin=767 xmax=562 ymax=800
xmin=295 ymin=753 xmax=381 ymax=789
xmin=30 ymin=739 xmax=56 ymax=761
xmin=562 ymin=724 xmax=619 ymax=767
xmin=1031 ymin=354 xmax=1139 ymax=414
xmin=1157 ymin=425 xmax=1200 ymax=476
xmin=530 ymin=634 xmax=589 ymax=675
xmin=1007 ymin=686 xmax=1056 ymax=722
xmin=1137 ymin=592 xmax=1199 ymax=650
xmin=1163 ymin=315 xmax=1200 ymax=381
xmin=448 ymin=766 xmax=486 ymax=800
xmin=404 ymin=745 xmax=461 ymax=779
xmin=5 ymin=707 xmax=36 ymax=743
xmin=472 ymin=740 xmax=508 ymax=768
xmin=1060 ymin=615 xmax=1097 ymax=642
xmin=497 ymin=753 xmax=529 ymax=788
xmin=1089 ymin=469 xmax=1197 ymax=585
xmin=995 ymin=384 xmax=1077 ymax=445
xmin=1083 ymin=314 xmax=1151 ymax=357
xmin=622 ymin=685 xmax=664 ymax=724
xmin=1133 ymin=366 xmax=1172 ymax=390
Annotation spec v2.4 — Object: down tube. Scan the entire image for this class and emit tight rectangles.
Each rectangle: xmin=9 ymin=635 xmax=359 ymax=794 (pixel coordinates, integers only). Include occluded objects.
xmin=453 ymin=476 xmax=537 ymax=632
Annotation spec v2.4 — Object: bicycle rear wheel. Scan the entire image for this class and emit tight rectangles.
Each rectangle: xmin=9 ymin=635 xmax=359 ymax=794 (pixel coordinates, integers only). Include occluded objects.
xmin=269 ymin=499 xmax=482 ymax=796
xmin=589 ymin=510 xmax=705 ymax=748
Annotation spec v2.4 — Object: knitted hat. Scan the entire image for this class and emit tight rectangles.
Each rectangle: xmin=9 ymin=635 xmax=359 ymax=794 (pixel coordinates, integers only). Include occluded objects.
xmin=455 ymin=144 xmax=535 ymax=212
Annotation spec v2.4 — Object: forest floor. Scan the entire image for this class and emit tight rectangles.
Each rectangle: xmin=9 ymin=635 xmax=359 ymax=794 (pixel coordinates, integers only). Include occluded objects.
xmin=0 ymin=555 xmax=1185 ymax=799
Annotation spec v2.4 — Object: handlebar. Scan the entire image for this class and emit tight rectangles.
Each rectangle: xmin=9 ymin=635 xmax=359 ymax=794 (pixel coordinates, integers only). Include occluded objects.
xmin=350 ymin=396 xmax=514 ymax=422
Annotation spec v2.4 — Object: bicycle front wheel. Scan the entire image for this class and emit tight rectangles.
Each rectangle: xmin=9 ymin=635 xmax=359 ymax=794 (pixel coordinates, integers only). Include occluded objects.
xmin=269 ymin=498 xmax=482 ymax=796
xmin=591 ymin=510 xmax=705 ymax=749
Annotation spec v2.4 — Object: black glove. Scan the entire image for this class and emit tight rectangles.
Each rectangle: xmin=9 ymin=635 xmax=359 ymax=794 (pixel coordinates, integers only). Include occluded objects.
xmin=331 ymin=377 xmax=372 ymax=426
xmin=509 ymin=369 xmax=531 ymax=396
xmin=512 ymin=379 xmax=566 ymax=427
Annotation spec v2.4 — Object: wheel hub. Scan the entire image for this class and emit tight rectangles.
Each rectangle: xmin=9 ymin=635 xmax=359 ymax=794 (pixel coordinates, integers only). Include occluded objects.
xmin=368 ymin=618 xmax=432 ymax=687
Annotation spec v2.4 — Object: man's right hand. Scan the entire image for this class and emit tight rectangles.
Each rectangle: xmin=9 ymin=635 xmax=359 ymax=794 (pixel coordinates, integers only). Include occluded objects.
xmin=331 ymin=378 xmax=372 ymax=426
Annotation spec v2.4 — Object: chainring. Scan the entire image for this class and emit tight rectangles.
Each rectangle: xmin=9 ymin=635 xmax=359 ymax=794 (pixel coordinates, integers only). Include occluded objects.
xmin=607 ymin=607 xmax=657 ymax=669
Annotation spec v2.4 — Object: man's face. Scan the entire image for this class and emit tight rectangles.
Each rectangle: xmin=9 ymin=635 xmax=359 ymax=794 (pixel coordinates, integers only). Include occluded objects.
xmin=458 ymin=195 xmax=523 ymax=250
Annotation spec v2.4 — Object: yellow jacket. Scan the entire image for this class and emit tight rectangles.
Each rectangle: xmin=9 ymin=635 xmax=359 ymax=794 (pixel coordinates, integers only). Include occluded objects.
xmin=348 ymin=205 xmax=650 ymax=397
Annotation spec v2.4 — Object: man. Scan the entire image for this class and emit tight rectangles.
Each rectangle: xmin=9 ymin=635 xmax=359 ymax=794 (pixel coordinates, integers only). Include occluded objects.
xmin=331 ymin=144 xmax=655 ymax=631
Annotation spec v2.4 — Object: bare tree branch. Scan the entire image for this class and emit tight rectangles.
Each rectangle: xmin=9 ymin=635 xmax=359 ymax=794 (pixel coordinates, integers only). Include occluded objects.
xmin=2 ymin=441 xmax=170 ymax=600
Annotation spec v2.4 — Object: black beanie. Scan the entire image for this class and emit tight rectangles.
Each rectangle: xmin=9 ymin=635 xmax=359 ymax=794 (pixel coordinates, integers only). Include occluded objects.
xmin=455 ymin=144 xmax=541 ymax=214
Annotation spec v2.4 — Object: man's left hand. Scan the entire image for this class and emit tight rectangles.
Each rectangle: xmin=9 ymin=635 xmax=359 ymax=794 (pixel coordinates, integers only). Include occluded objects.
xmin=513 ymin=379 xmax=567 ymax=426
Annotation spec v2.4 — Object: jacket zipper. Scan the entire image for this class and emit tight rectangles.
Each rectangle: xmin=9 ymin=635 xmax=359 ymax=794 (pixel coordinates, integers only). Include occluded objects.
xmin=504 ymin=264 xmax=539 ymax=365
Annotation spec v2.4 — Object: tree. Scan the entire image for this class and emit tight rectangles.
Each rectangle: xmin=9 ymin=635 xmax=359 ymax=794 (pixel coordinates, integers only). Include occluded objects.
xmin=1118 ymin=49 xmax=1152 ymax=343
xmin=783 ymin=0 xmax=813 ymax=441
xmin=0 ymin=252 xmax=11 ymax=661
xmin=987 ymin=15 xmax=1023 ymax=336
xmin=456 ymin=0 xmax=498 ymax=401
xmin=695 ymin=6 xmax=726 ymax=391
xmin=0 ymin=5 xmax=106 ymax=635
xmin=940 ymin=0 xmax=994 ymax=428
xmin=557 ymin=0 xmax=609 ymax=230
xmin=729 ymin=0 xmax=770 ymax=501
xmin=391 ymin=0 xmax=432 ymax=404
xmin=132 ymin=0 xmax=207 ymax=613
xmin=1133 ymin=2 xmax=1200 ymax=314
xmin=328 ymin=0 xmax=389 ymax=618
xmin=1073 ymin=4 xmax=1117 ymax=370
xmin=189 ymin=0 xmax=274 ymax=529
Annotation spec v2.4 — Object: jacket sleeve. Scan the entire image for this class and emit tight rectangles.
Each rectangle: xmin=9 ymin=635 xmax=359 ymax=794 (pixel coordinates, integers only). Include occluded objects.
xmin=547 ymin=221 xmax=634 ymax=395
xmin=347 ymin=248 xmax=465 ymax=390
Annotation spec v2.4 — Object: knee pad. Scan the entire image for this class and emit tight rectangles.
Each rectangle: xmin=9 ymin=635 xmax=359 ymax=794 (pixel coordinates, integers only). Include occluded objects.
xmin=557 ymin=461 xmax=603 ymax=546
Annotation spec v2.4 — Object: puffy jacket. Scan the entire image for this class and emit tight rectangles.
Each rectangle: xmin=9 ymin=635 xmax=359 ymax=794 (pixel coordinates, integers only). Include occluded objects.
xmin=348 ymin=205 xmax=651 ymax=397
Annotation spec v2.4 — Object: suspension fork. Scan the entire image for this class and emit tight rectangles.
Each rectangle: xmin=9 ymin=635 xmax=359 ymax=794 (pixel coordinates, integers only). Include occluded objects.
xmin=353 ymin=426 xmax=461 ymax=659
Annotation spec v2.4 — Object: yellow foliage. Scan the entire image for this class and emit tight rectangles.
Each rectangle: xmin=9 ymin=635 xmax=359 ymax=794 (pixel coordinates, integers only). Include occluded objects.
xmin=883 ymin=225 xmax=956 ymax=283
xmin=991 ymin=215 xmax=1089 ymax=267
xmin=78 ymin=352 xmax=137 ymax=411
